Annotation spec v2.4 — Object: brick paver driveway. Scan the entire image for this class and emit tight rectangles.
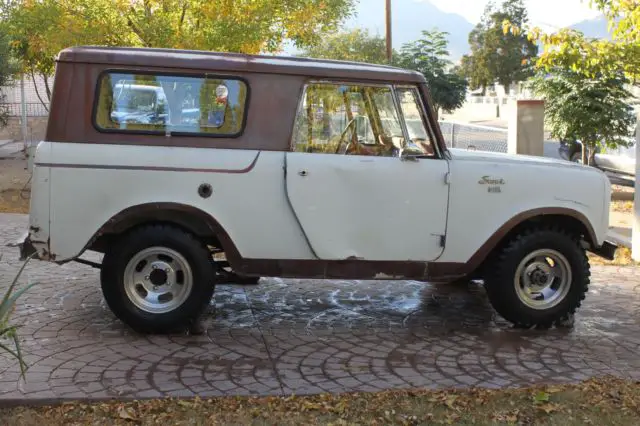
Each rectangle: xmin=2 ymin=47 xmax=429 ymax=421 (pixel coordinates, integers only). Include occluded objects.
xmin=1 ymin=213 xmax=640 ymax=403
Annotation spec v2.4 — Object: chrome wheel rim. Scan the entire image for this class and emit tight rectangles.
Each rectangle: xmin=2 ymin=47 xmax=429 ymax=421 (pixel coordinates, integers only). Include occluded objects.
xmin=514 ymin=249 xmax=572 ymax=310
xmin=123 ymin=247 xmax=193 ymax=314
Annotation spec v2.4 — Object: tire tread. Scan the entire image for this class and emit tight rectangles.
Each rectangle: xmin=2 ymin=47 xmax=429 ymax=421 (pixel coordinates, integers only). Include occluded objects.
xmin=101 ymin=224 xmax=215 ymax=333
xmin=484 ymin=224 xmax=590 ymax=328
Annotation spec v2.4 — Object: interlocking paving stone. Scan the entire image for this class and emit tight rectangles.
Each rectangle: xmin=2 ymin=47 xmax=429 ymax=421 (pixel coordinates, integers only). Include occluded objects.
xmin=1 ymin=213 xmax=640 ymax=402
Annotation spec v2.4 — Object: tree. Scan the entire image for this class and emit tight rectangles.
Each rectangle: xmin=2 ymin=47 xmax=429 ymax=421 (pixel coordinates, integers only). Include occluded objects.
xmin=397 ymin=29 xmax=468 ymax=119
xmin=301 ymin=28 xmax=388 ymax=64
xmin=2 ymin=0 xmax=357 ymax=107
xmin=1 ymin=0 xmax=134 ymax=109
xmin=0 ymin=30 xmax=19 ymax=127
xmin=505 ymin=1 xmax=639 ymax=82
xmin=500 ymin=0 xmax=639 ymax=156
xmin=529 ymin=68 xmax=636 ymax=164
xmin=460 ymin=0 xmax=538 ymax=94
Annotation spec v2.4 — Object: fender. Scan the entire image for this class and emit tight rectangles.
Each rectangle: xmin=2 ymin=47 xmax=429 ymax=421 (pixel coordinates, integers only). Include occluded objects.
xmin=430 ymin=207 xmax=600 ymax=280
xmin=84 ymin=202 xmax=245 ymax=268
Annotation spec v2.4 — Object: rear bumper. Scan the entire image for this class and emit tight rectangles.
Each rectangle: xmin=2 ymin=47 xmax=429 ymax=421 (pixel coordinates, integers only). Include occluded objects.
xmin=7 ymin=232 xmax=39 ymax=261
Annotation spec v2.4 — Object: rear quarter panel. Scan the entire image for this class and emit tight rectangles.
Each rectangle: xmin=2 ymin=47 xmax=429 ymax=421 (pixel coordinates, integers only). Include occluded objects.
xmin=27 ymin=142 xmax=52 ymax=252
xmin=45 ymin=142 xmax=314 ymax=261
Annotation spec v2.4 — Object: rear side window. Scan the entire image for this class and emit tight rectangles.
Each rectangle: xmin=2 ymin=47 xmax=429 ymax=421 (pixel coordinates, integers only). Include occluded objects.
xmin=94 ymin=72 xmax=248 ymax=137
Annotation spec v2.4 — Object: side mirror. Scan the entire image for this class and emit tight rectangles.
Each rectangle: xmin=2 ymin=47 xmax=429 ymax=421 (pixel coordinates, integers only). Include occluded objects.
xmin=399 ymin=146 xmax=421 ymax=162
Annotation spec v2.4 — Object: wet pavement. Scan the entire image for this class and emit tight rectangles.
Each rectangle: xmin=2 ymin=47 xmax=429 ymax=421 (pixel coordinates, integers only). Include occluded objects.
xmin=1 ymin=213 xmax=640 ymax=403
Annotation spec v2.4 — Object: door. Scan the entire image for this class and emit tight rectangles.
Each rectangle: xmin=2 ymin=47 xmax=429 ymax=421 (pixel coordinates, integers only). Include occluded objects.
xmin=285 ymin=82 xmax=450 ymax=262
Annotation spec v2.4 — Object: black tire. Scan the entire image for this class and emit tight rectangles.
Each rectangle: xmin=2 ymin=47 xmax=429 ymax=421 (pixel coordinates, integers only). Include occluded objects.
xmin=101 ymin=224 xmax=215 ymax=333
xmin=570 ymin=152 xmax=583 ymax=163
xmin=484 ymin=226 xmax=590 ymax=328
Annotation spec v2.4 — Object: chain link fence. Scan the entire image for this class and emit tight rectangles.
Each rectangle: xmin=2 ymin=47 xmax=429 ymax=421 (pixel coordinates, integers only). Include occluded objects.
xmin=439 ymin=120 xmax=508 ymax=153
xmin=0 ymin=102 xmax=49 ymax=117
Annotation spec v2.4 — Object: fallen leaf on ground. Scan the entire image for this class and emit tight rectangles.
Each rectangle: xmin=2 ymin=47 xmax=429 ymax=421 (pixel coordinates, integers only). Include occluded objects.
xmin=537 ymin=403 xmax=560 ymax=414
xmin=533 ymin=391 xmax=550 ymax=404
xmin=117 ymin=406 xmax=138 ymax=422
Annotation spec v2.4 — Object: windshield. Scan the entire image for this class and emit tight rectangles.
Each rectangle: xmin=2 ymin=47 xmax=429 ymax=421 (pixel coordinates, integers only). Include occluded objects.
xmin=113 ymin=85 xmax=159 ymax=113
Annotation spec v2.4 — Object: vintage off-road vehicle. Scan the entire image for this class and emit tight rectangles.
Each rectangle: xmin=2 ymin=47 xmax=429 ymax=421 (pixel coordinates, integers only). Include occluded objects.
xmin=16 ymin=46 xmax=618 ymax=333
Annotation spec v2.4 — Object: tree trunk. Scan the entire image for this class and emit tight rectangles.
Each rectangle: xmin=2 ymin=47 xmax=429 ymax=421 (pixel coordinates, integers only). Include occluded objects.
xmin=582 ymin=144 xmax=596 ymax=166
xmin=30 ymin=71 xmax=49 ymax=112
xmin=42 ymin=73 xmax=52 ymax=101
xmin=322 ymin=96 xmax=331 ymax=139
xmin=588 ymin=146 xmax=596 ymax=166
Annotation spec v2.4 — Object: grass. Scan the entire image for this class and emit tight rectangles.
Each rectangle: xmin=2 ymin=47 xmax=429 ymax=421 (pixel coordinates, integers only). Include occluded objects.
xmin=1 ymin=377 xmax=640 ymax=425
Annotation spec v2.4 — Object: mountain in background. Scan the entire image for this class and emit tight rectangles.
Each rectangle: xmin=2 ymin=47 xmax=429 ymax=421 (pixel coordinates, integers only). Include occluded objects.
xmin=345 ymin=0 xmax=611 ymax=61
xmin=345 ymin=0 xmax=474 ymax=59
xmin=286 ymin=1 xmax=612 ymax=60
xmin=569 ymin=16 xmax=612 ymax=39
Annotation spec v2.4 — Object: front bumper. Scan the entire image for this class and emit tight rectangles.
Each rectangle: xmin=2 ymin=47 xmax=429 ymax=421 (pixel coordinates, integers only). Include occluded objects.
xmin=588 ymin=240 xmax=618 ymax=261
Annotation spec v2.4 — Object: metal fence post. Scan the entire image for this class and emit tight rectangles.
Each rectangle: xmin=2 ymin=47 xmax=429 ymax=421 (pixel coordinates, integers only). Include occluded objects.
xmin=20 ymin=76 xmax=27 ymax=151
xmin=633 ymin=114 xmax=640 ymax=262
xmin=450 ymin=123 xmax=455 ymax=148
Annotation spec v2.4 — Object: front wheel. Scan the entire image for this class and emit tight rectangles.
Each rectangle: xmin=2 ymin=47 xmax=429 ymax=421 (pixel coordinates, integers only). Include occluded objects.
xmin=101 ymin=225 xmax=215 ymax=333
xmin=484 ymin=226 xmax=590 ymax=328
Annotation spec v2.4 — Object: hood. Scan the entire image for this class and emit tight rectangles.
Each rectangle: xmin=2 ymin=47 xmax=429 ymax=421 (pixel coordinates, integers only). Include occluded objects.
xmin=447 ymin=147 xmax=599 ymax=173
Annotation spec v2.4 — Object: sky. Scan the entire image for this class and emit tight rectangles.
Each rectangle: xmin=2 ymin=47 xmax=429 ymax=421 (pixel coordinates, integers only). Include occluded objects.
xmin=428 ymin=0 xmax=602 ymax=29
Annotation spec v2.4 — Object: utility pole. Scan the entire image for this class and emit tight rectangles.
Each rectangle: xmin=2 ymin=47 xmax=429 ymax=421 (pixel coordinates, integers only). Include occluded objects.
xmin=385 ymin=0 xmax=392 ymax=64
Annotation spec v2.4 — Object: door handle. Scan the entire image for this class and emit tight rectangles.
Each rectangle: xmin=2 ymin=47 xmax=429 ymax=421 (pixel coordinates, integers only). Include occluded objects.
xmin=298 ymin=170 xmax=308 ymax=177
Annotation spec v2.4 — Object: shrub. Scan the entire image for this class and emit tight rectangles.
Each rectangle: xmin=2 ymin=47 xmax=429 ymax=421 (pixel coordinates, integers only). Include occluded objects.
xmin=0 ymin=254 xmax=36 ymax=378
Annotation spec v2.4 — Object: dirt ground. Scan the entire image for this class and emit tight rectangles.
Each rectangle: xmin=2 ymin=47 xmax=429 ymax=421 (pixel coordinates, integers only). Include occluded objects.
xmin=0 ymin=152 xmax=31 ymax=214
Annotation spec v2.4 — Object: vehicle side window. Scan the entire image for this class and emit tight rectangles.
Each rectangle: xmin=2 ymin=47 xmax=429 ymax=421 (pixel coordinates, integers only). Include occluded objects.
xmin=94 ymin=72 xmax=248 ymax=137
xmin=396 ymin=87 xmax=436 ymax=157
xmin=291 ymin=83 xmax=405 ymax=157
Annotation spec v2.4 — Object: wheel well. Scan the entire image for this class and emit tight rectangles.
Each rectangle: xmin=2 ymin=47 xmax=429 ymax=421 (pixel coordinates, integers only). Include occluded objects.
xmin=472 ymin=214 xmax=595 ymax=279
xmin=86 ymin=205 xmax=225 ymax=254
xmin=508 ymin=214 xmax=594 ymax=246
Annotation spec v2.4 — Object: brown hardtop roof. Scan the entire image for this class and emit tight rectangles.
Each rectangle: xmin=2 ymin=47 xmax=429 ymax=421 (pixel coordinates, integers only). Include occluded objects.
xmin=57 ymin=46 xmax=426 ymax=83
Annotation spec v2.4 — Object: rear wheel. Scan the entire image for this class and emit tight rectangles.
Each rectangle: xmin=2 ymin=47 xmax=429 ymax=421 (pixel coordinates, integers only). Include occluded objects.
xmin=484 ymin=226 xmax=590 ymax=328
xmin=101 ymin=225 xmax=215 ymax=333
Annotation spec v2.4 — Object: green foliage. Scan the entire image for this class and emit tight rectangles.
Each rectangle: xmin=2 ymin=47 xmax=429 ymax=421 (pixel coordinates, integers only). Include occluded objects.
xmin=460 ymin=0 xmax=538 ymax=92
xmin=301 ymin=28 xmax=388 ymax=64
xmin=0 ymin=30 xmax=19 ymax=127
xmin=0 ymin=254 xmax=37 ymax=379
xmin=120 ymin=0 xmax=357 ymax=53
xmin=397 ymin=29 xmax=468 ymax=117
xmin=500 ymin=0 xmax=639 ymax=155
xmin=505 ymin=1 xmax=640 ymax=82
xmin=2 ymin=0 xmax=356 ymax=105
xmin=529 ymin=68 xmax=636 ymax=163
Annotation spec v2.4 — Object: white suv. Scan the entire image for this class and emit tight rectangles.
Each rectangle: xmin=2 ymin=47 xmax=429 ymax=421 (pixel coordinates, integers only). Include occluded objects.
xmin=16 ymin=46 xmax=617 ymax=333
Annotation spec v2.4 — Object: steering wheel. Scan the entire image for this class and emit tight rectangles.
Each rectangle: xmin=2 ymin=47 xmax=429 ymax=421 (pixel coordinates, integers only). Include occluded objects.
xmin=335 ymin=118 xmax=357 ymax=154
